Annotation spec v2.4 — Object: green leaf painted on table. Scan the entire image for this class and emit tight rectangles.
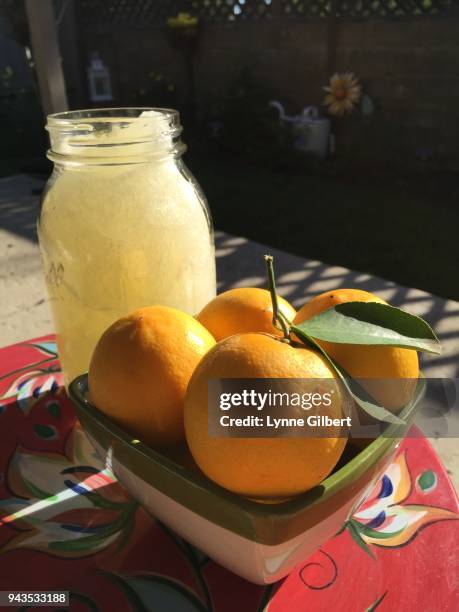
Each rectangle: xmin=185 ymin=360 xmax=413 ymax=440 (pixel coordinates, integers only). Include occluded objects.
xmin=156 ymin=521 xmax=212 ymax=611
xmin=100 ymin=571 xmax=208 ymax=612
xmin=97 ymin=571 xmax=149 ymax=612
xmin=417 ymin=469 xmax=437 ymax=492
xmin=22 ymin=475 xmax=53 ymax=501
xmin=122 ymin=575 xmax=208 ymax=612
xmin=292 ymin=325 xmax=405 ymax=424
xmin=48 ymin=528 xmax=119 ymax=554
xmin=366 ymin=591 xmax=388 ymax=612
xmin=359 ymin=526 xmax=405 ymax=540
xmin=83 ymin=490 xmax=131 ymax=511
xmin=47 ymin=402 xmax=61 ymax=418
xmin=346 ymin=520 xmax=375 ymax=559
xmin=295 ymin=302 xmax=441 ymax=354
xmin=49 ymin=534 xmax=109 ymax=553
xmin=353 ymin=520 xmax=404 ymax=541
xmin=257 ymin=583 xmax=276 ymax=612
xmin=49 ymin=505 xmax=136 ymax=553
xmin=33 ymin=423 xmax=57 ymax=439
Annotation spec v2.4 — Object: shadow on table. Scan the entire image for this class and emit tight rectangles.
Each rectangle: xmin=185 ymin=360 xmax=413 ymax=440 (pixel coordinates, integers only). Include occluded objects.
xmin=0 ymin=175 xmax=43 ymax=243
xmin=1 ymin=179 xmax=457 ymax=379
xmin=215 ymin=232 xmax=459 ymax=379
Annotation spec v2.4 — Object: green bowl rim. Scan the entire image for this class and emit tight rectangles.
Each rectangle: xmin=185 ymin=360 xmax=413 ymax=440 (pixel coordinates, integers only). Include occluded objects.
xmin=69 ymin=374 xmax=419 ymax=519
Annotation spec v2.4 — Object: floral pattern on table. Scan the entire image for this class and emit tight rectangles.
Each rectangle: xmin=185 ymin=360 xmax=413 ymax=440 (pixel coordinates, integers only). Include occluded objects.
xmin=0 ymin=340 xmax=63 ymax=415
xmin=0 ymin=427 xmax=137 ymax=558
xmin=347 ymin=451 xmax=458 ymax=556
xmin=0 ymin=335 xmax=458 ymax=611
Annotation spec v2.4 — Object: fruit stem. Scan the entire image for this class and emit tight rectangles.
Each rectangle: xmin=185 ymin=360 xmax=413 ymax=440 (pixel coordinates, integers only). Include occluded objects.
xmin=264 ymin=255 xmax=290 ymax=340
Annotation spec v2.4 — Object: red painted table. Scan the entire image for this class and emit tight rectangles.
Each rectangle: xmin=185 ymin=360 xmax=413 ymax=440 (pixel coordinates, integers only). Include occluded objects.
xmin=0 ymin=336 xmax=458 ymax=611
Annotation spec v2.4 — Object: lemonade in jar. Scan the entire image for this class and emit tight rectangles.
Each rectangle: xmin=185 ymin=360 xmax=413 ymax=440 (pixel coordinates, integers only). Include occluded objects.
xmin=38 ymin=108 xmax=216 ymax=384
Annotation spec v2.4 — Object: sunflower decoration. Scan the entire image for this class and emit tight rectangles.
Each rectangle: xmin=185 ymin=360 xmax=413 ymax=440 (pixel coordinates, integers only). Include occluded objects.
xmin=323 ymin=72 xmax=362 ymax=117
xmin=167 ymin=12 xmax=198 ymax=29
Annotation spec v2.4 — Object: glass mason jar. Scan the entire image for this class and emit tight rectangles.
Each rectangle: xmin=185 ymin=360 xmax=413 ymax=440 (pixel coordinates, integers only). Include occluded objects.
xmin=38 ymin=108 xmax=216 ymax=385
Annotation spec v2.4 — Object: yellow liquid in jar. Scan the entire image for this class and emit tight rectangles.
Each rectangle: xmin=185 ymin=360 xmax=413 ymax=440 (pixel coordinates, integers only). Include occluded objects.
xmin=39 ymin=159 xmax=216 ymax=385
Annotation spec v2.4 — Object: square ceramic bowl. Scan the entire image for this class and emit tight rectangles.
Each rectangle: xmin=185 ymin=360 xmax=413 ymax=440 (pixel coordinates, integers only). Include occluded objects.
xmin=69 ymin=374 xmax=414 ymax=584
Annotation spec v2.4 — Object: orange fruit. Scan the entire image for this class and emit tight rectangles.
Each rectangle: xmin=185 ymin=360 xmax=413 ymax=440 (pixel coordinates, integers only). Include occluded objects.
xmin=89 ymin=305 xmax=215 ymax=447
xmin=184 ymin=333 xmax=346 ymax=499
xmin=294 ymin=289 xmax=419 ymax=411
xmin=196 ymin=287 xmax=296 ymax=341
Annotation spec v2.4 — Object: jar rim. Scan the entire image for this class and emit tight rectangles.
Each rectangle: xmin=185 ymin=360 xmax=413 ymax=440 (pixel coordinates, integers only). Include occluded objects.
xmin=46 ymin=107 xmax=185 ymax=164
xmin=47 ymin=107 xmax=179 ymax=127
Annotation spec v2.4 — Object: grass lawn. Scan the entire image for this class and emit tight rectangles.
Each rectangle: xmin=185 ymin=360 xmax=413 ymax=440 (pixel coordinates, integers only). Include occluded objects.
xmin=188 ymin=154 xmax=459 ymax=301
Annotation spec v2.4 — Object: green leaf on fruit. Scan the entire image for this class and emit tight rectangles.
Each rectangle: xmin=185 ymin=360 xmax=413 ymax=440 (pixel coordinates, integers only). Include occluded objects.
xmin=292 ymin=325 xmax=406 ymax=424
xmin=295 ymin=302 xmax=440 ymax=354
